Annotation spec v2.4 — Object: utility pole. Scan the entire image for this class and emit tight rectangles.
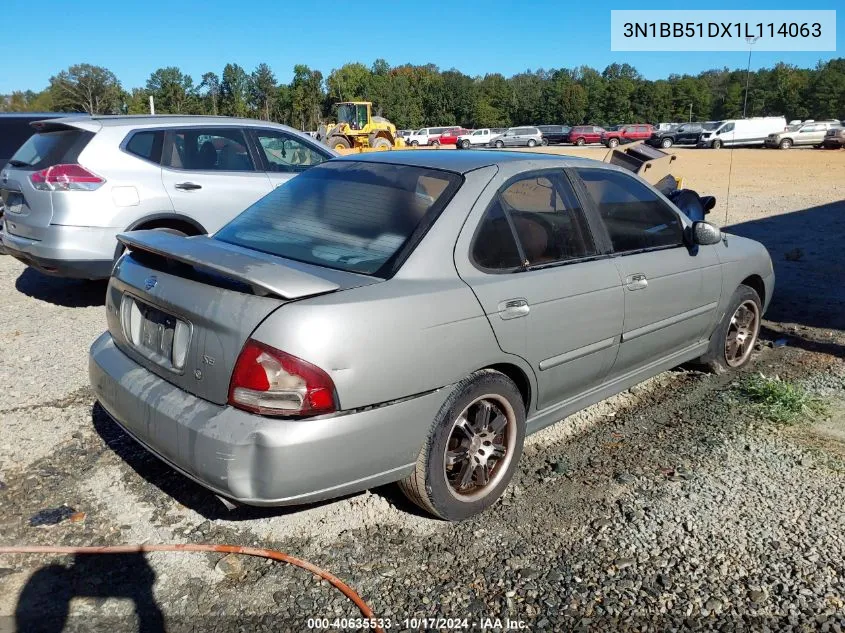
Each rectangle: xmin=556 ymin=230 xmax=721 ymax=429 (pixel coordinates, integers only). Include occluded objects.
xmin=743 ymin=36 xmax=760 ymax=118
xmin=689 ymin=103 xmax=693 ymax=122
xmin=149 ymin=95 xmax=155 ymax=115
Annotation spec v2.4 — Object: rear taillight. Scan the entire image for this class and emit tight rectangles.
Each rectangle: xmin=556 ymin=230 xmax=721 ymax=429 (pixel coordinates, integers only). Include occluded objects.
xmin=29 ymin=164 xmax=105 ymax=191
xmin=228 ymin=339 xmax=337 ymax=417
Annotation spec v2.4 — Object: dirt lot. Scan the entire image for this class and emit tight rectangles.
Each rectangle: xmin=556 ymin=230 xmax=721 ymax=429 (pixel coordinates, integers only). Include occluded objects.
xmin=0 ymin=147 xmax=844 ymax=631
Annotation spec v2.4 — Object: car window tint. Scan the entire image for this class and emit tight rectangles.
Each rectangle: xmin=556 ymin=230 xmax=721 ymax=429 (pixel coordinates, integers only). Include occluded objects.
xmin=9 ymin=129 xmax=93 ymax=170
xmin=125 ymin=131 xmax=161 ymax=162
xmin=254 ymin=130 xmax=328 ymax=173
xmin=215 ymin=161 xmax=461 ymax=276
xmin=498 ymin=173 xmax=596 ymax=266
xmin=0 ymin=120 xmax=38 ymax=159
xmin=577 ymin=168 xmax=683 ymax=253
xmin=162 ymin=128 xmax=254 ymax=171
xmin=472 ymin=198 xmax=523 ymax=270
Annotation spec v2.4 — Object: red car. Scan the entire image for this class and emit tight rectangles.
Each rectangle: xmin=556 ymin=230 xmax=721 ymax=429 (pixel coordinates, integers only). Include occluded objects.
xmin=601 ymin=124 xmax=655 ymax=148
xmin=568 ymin=125 xmax=606 ymax=145
xmin=435 ymin=128 xmax=472 ymax=146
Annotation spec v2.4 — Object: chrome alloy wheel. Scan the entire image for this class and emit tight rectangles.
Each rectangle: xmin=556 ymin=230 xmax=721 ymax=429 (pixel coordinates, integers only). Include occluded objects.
xmin=725 ymin=299 xmax=760 ymax=367
xmin=443 ymin=395 xmax=517 ymax=501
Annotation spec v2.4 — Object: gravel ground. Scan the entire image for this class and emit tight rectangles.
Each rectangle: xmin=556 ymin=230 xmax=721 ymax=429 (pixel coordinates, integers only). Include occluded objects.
xmin=0 ymin=149 xmax=844 ymax=631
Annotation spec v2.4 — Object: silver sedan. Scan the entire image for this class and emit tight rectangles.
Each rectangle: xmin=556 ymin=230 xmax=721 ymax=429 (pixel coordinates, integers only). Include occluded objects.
xmin=89 ymin=150 xmax=774 ymax=520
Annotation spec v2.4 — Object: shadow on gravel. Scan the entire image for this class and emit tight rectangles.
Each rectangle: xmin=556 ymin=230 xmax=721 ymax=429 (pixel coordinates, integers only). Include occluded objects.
xmin=15 ymin=268 xmax=107 ymax=308
xmin=91 ymin=403 xmax=361 ymax=521
xmin=15 ymin=552 xmax=164 ymax=632
xmin=728 ymin=200 xmax=845 ymax=357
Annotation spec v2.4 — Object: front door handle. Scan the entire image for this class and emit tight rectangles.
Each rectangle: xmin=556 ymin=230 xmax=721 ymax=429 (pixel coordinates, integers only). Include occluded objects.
xmin=499 ymin=298 xmax=530 ymax=320
xmin=625 ymin=273 xmax=648 ymax=291
xmin=175 ymin=182 xmax=202 ymax=191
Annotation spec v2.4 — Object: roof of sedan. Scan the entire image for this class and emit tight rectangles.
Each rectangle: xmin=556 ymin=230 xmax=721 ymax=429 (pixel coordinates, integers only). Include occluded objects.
xmin=336 ymin=149 xmax=595 ymax=174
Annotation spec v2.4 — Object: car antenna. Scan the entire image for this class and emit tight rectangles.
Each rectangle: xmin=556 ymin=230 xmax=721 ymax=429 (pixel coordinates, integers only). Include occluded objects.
xmin=724 ymin=145 xmax=735 ymax=227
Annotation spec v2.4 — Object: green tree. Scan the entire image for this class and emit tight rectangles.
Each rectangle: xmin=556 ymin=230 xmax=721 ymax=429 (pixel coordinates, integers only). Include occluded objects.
xmin=49 ymin=63 xmax=122 ymax=114
xmin=199 ymin=72 xmax=221 ymax=115
xmin=291 ymin=64 xmax=324 ymax=130
xmin=146 ymin=67 xmax=196 ymax=114
xmin=251 ymin=63 xmax=277 ymax=120
xmin=221 ymin=63 xmax=251 ymax=117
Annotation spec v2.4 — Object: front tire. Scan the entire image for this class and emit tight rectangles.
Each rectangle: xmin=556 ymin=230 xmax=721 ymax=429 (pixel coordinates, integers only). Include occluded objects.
xmin=495 ymin=140 xmax=504 ymax=148
xmin=541 ymin=138 xmax=549 ymax=146
xmin=607 ymin=138 xmax=619 ymax=148
xmin=779 ymin=138 xmax=792 ymax=149
xmin=661 ymin=137 xmax=673 ymax=149
xmin=697 ymin=284 xmax=762 ymax=374
xmin=399 ymin=370 xmax=526 ymax=521
xmin=712 ymin=139 xmax=722 ymax=149
xmin=327 ymin=136 xmax=351 ymax=150
xmin=410 ymin=140 xmax=419 ymax=146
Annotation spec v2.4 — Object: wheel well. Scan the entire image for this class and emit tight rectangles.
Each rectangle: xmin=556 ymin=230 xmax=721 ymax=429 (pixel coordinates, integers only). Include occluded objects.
xmin=741 ymin=274 xmax=765 ymax=303
xmin=486 ymin=363 xmax=531 ymax=411
xmin=134 ymin=217 xmax=205 ymax=236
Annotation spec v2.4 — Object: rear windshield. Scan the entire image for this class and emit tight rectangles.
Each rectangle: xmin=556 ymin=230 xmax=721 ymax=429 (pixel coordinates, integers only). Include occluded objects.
xmin=9 ymin=128 xmax=92 ymax=170
xmin=0 ymin=120 xmax=40 ymax=160
xmin=214 ymin=160 xmax=463 ymax=276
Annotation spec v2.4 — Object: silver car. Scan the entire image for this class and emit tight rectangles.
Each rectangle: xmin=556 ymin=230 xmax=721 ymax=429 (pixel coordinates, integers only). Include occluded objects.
xmin=0 ymin=115 xmax=334 ymax=279
xmin=89 ymin=151 xmax=774 ymax=521
xmin=764 ymin=120 xmax=841 ymax=149
xmin=489 ymin=127 xmax=543 ymax=148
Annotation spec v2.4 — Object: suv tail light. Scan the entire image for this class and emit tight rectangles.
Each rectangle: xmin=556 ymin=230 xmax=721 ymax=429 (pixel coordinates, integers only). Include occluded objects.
xmin=29 ymin=164 xmax=105 ymax=191
xmin=228 ymin=340 xmax=337 ymax=417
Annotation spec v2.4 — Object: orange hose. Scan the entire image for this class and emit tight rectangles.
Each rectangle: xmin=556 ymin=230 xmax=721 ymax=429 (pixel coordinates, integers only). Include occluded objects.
xmin=0 ymin=544 xmax=384 ymax=633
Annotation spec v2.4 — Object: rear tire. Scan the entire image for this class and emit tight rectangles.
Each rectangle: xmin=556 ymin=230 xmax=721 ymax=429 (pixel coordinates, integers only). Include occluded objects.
xmin=696 ymin=284 xmax=762 ymax=374
xmin=431 ymin=139 xmax=440 ymax=147
xmin=527 ymin=139 xmax=537 ymax=147
xmin=541 ymin=138 xmax=549 ymax=146
xmin=399 ymin=370 xmax=526 ymax=521
xmin=460 ymin=139 xmax=470 ymax=149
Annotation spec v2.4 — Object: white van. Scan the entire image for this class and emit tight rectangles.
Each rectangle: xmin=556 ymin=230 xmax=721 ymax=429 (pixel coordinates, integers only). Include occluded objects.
xmin=697 ymin=117 xmax=786 ymax=149
xmin=406 ymin=127 xmax=450 ymax=146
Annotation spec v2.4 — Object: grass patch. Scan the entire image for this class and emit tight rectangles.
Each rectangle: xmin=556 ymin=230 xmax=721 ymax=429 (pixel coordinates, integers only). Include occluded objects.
xmin=738 ymin=373 xmax=827 ymax=424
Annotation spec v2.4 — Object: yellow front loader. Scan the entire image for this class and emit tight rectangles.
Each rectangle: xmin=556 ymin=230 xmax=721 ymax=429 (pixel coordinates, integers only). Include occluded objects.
xmin=319 ymin=102 xmax=406 ymax=152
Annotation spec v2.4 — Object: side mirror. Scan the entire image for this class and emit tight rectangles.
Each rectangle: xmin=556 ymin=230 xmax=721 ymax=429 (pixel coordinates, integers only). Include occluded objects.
xmin=692 ymin=221 xmax=722 ymax=245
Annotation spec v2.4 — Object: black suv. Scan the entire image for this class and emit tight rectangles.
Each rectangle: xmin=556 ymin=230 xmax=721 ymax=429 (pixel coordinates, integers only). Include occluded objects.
xmin=646 ymin=122 xmax=718 ymax=149
xmin=536 ymin=125 xmax=571 ymax=145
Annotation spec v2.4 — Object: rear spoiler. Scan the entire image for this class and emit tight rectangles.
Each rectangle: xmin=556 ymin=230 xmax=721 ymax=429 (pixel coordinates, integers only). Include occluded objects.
xmin=117 ymin=231 xmax=340 ymax=299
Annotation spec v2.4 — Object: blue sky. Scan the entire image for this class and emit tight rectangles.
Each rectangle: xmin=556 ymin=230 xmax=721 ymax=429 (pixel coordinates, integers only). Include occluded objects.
xmin=3 ymin=0 xmax=841 ymax=93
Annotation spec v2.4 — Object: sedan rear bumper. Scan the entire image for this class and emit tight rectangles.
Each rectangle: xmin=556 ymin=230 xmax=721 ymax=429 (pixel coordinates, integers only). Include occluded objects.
xmin=89 ymin=332 xmax=448 ymax=507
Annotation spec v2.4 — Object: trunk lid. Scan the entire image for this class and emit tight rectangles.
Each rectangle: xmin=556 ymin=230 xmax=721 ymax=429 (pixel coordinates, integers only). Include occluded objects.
xmin=107 ymin=231 xmax=381 ymax=404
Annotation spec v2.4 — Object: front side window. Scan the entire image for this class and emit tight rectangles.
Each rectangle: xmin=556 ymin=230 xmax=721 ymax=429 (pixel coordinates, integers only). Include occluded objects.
xmin=577 ymin=168 xmax=683 ymax=253
xmin=720 ymin=122 xmax=735 ymax=134
xmin=162 ymin=128 xmax=255 ymax=171
xmin=254 ymin=130 xmax=328 ymax=173
xmin=472 ymin=172 xmax=597 ymax=270
xmin=215 ymin=161 xmax=461 ymax=276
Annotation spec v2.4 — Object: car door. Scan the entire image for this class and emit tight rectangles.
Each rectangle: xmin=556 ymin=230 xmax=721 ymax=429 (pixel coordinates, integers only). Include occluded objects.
xmin=680 ymin=124 xmax=700 ymax=144
xmin=455 ymin=169 xmax=624 ymax=412
xmin=798 ymin=123 xmax=824 ymax=145
xmin=574 ymin=167 xmax=722 ymax=377
xmin=160 ymin=126 xmax=273 ymax=234
xmin=248 ymin=128 xmax=332 ymax=188
xmin=718 ymin=121 xmax=736 ymax=145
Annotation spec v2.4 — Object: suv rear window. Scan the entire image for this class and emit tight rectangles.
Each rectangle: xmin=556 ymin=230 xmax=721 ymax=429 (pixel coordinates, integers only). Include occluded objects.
xmin=8 ymin=128 xmax=93 ymax=170
xmin=215 ymin=161 xmax=462 ymax=276
xmin=0 ymin=120 xmax=40 ymax=161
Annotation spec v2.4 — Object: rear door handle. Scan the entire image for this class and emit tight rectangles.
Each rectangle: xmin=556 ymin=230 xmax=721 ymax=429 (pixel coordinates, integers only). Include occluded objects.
xmin=175 ymin=182 xmax=202 ymax=191
xmin=499 ymin=298 xmax=530 ymax=320
xmin=625 ymin=273 xmax=648 ymax=290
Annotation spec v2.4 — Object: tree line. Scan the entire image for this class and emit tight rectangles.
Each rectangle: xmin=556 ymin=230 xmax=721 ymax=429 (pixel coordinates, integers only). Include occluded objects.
xmin=2 ymin=58 xmax=843 ymax=130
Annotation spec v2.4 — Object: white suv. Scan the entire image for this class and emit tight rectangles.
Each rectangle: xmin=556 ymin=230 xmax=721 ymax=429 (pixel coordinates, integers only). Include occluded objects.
xmin=406 ymin=127 xmax=450 ymax=146
xmin=0 ymin=115 xmax=335 ymax=279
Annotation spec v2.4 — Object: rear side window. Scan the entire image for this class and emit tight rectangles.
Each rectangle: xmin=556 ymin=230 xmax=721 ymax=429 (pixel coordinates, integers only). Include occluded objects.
xmin=162 ymin=128 xmax=255 ymax=171
xmin=8 ymin=128 xmax=93 ymax=170
xmin=472 ymin=172 xmax=596 ymax=270
xmin=125 ymin=131 xmax=162 ymax=163
xmin=215 ymin=161 xmax=462 ymax=276
xmin=577 ymin=168 xmax=683 ymax=253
